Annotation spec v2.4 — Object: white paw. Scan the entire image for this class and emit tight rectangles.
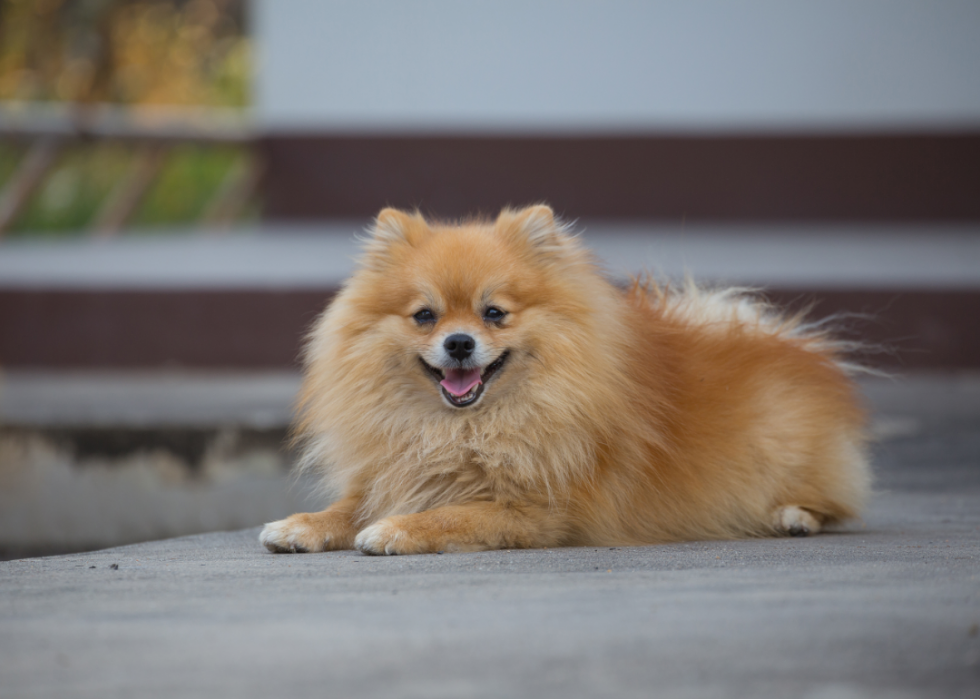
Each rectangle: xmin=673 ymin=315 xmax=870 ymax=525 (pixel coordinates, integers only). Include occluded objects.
xmin=354 ymin=520 xmax=405 ymax=555
xmin=259 ymin=519 xmax=314 ymax=553
xmin=773 ymin=506 xmax=821 ymax=537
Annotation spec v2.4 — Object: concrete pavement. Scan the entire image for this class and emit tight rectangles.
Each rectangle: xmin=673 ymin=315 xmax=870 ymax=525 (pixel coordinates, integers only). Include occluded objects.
xmin=1 ymin=377 xmax=978 ymax=698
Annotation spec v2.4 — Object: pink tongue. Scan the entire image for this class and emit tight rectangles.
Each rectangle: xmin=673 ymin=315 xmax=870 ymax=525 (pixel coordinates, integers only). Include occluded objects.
xmin=440 ymin=368 xmax=482 ymax=397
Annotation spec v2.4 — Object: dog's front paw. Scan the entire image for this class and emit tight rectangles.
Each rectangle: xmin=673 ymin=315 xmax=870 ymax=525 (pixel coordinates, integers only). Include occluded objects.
xmin=354 ymin=518 xmax=418 ymax=556
xmin=260 ymin=518 xmax=315 ymax=553
xmin=260 ymin=514 xmax=335 ymax=553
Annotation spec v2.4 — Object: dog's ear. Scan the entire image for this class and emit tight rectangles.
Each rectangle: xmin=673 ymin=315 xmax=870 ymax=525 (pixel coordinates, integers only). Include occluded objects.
xmin=497 ymin=205 xmax=574 ymax=259
xmin=362 ymin=208 xmax=429 ymax=268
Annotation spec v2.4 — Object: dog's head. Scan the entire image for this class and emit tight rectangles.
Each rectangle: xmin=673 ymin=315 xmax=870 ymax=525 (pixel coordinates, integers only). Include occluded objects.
xmin=345 ymin=205 xmax=594 ymax=410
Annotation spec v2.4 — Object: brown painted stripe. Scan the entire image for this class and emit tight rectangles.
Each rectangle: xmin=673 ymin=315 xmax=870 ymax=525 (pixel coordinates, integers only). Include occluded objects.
xmin=0 ymin=288 xmax=977 ymax=370
xmin=259 ymin=133 xmax=980 ymax=222
xmin=763 ymin=290 xmax=980 ymax=371
xmin=0 ymin=289 xmax=334 ymax=370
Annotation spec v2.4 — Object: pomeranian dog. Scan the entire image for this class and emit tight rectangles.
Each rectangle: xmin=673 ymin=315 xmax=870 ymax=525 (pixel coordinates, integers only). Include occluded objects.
xmin=260 ymin=205 xmax=870 ymax=555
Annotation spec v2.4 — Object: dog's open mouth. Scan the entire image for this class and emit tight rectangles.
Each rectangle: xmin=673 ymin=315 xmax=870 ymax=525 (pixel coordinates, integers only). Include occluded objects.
xmin=420 ymin=351 xmax=510 ymax=408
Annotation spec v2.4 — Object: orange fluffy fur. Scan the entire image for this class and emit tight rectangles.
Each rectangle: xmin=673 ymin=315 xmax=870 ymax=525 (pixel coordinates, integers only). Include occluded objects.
xmin=260 ymin=205 xmax=871 ymax=555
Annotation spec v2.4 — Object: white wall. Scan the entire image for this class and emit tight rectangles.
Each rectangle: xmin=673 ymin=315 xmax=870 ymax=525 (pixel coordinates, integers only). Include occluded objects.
xmin=254 ymin=0 xmax=980 ymax=133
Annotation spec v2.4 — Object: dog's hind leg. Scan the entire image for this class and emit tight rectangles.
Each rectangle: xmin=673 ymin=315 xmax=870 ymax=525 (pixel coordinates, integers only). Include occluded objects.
xmin=771 ymin=505 xmax=824 ymax=537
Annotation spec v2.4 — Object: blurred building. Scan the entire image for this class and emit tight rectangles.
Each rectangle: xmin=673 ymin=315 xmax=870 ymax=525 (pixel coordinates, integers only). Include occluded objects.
xmin=254 ymin=0 xmax=980 ymax=222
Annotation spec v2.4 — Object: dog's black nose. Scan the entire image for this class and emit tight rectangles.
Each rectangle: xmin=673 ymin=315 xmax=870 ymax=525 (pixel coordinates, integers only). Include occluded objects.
xmin=444 ymin=333 xmax=476 ymax=361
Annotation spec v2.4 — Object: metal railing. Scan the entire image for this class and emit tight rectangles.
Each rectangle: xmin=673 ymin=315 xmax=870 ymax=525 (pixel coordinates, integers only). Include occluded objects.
xmin=0 ymin=103 xmax=260 ymax=238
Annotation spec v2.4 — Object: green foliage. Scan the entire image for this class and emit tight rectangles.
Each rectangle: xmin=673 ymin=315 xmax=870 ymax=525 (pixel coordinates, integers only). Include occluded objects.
xmin=133 ymin=145 xmax=245 ymax=228
xmin=1 ymin=142 xmax=253 ymax=236
xmin=7 ymin=143 xmax=127 ymax=236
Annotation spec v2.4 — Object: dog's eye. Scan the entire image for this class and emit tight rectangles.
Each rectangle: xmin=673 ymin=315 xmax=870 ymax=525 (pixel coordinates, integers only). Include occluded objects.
xmin=484 ymin=306 xmax=506 ymax=322
xmin=413 ymin=309 xmax=436 ymax=324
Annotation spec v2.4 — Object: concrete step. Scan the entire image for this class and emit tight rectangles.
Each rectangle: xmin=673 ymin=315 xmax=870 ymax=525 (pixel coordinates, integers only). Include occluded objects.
xmin=0 ymin=371 xmax=316 ymax=559
xmin=2 ymin=369 xmax=979 ymax=558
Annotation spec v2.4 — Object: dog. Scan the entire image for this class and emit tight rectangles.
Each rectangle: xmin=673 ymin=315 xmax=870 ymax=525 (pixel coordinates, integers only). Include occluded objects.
xmin=260 ymin=205 xmax=870 ymax=555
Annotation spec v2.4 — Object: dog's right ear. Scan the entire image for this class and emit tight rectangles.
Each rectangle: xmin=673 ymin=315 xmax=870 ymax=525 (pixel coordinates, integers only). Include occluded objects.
xmin=362 ymin=208 xmax=429 ymax=269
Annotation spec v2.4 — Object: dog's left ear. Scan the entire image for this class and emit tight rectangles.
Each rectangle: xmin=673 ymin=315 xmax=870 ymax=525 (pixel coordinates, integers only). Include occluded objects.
xmin=497 ymin=205 xmax=573 ymax=257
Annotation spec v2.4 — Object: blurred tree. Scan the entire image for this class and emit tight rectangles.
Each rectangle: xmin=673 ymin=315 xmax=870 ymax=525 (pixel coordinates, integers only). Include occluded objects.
xmin=0 ymin=0 xmax=253 ymax=234
xmin=0 ymin=0 xmax=249 ymax=107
